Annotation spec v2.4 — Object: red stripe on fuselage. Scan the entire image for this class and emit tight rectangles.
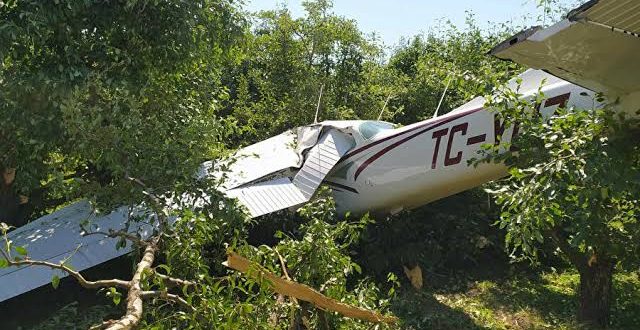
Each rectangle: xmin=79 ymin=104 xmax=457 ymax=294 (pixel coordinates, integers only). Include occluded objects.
xmin=338 ymin=113 xmax=458 ymax=163
xmin=352 ymin=107 xmax=484 ymax=181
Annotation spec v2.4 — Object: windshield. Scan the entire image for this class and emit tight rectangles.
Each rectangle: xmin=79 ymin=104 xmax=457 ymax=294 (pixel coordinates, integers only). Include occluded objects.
xmin=358 ymin=121 xmax=395 ymax=140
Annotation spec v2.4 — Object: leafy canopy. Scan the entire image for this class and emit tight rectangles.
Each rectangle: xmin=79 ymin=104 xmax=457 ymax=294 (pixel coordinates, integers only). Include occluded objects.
xmin=0 ymin=0 xmax=243 ymax=213
xmin=478 ymin=84 xmax=640 ymax=269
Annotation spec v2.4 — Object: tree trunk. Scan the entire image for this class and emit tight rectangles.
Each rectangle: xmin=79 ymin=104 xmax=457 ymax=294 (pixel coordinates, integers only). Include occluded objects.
xmin=577 ymin=258 xmax=614 ymax=328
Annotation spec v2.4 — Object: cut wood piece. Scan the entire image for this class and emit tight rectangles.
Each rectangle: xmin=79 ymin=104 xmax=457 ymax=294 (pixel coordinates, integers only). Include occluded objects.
xmin=403 ymin=264 xmax=423 ymax=290
xmin=223 ymin=250 xmax=398 ymax=324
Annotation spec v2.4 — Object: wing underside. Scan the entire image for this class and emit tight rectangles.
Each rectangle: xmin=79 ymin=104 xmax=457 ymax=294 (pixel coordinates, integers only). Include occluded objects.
xmin=490 ymin=0 xmax=640 ymax=98
xmin=0 ymin=202 xmax=153 ymax=303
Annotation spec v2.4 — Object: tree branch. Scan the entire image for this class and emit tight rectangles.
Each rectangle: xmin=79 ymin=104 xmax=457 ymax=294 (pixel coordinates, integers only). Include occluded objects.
xmin=224 ymin=250 xmax=398 ymax=324
xmin=549 ymin=227 xmax=587 ymax=270
xmin=272 ymin=248 xmax=298 ymax=328
xmin=126 ymin=176 xmax=170 ymax=230
xmin=104 ymin=238 xmax=159 ymax=330
xmin=2 ymin=256 xmax=130 ymax=290
xmin=152 ymin=270 xmax=195 ymax=288
xmin=141 ymin=290 xmax=195 ymax=312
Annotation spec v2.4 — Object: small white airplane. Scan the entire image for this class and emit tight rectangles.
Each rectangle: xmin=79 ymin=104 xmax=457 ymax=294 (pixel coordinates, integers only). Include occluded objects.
xmin=214 ymin=0 xmax=640 ymax=218
xmin=1 ymin=0 xmax=638 ymax=303
xmin=213 ymin=70 xmax=596 ymax=218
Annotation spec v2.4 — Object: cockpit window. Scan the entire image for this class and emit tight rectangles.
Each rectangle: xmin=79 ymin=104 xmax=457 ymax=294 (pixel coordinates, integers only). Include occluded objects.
xmin=358 ymin=121 xmax=395 ymax=140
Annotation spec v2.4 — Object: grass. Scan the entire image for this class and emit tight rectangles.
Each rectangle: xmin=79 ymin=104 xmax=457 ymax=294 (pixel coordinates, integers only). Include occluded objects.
xmin=391 ymin=270 xmax=640 ymax=330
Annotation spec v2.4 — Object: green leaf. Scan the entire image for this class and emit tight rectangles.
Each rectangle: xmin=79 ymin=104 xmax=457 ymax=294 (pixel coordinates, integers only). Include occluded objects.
xmin=600 ymin=187 xmax=609 ymax=199
xmin=51 ymin=275 xmax=60 ymax=289
xmin=0 ymin=258 xmax=8 ymax=268
xmin=15 ymin=246 xmax=28 ymax=256
xmin=108 ymin=287 xmax=121 ymax=306
xmin=609 ymin=221 xmax=624 ymax=231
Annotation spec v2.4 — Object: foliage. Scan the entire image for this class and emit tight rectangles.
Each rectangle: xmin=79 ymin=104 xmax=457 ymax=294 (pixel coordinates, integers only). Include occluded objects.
xmin=139 ymin=192 xmax=397 ymax=329
xmin=224 ymin=0 xmax=392 ymax=144
xmin=386 ymin=14 xmax=517 ymax=125
xmin=476 ymin=80 xmax=640 ymax=325
xmin=479 ymin=85 xmax=640 ymax=269
xmin=0 ymin=0 xmax=243 ymax=217
xmin=535 ymin=0 xmax=585 ymax=25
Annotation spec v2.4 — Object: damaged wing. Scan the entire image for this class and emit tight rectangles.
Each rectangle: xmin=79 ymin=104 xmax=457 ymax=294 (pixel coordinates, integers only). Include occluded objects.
xmin=0 ymin=125 xmax=354 ymax=302
xmin=220 ymin=127 xmax=354 ymax=218
xmin=202 ymin=129 xmax=302 ymax=190
xmin=490 ymin=0 xmax=640 ymax=98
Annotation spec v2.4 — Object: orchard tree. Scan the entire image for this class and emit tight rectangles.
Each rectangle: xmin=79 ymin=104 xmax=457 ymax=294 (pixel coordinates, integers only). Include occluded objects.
xmin=0 ymin=0 xmax=247 ymax=328
xmin=224 ymin=0 xmax=394 ymax=144
xmin=478 ymin=86 xmax=640 ymax=327
xmin=387 ymin=14 xmax=516 ymax=125
xmin=0 ymin=0 xmax=244 ymax=217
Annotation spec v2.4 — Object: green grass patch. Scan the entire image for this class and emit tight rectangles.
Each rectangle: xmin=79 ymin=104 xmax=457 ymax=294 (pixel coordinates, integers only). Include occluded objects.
xmin=392 ymin=270 xmax=640 ymax=329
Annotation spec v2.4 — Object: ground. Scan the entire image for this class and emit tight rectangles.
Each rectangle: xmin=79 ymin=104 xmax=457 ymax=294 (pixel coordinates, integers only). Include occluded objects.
xmin=392 ymin=270 xmax=640 ymax=330
xmin=20 ymin=269 xmax=640 ymax=329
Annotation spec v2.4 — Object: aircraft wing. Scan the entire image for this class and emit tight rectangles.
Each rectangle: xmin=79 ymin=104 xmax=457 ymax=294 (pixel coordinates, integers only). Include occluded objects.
xmin=490 ymin=0 xmax=640 ymax=99
xmin=0 ymin=201 xmax=153 ymax=303
xmin=201 ymin=129 xmax=303 ymax=190
xmin=223 ymin=128 xmax=354 ymax=218
xmin=0 ymin=125 xmax=354 ymax=302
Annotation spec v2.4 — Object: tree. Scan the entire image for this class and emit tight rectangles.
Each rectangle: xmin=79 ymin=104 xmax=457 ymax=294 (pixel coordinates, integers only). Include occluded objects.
xmin=477 ymin=85 xmax=640 ymax=327
xmin=224 ymin=0 xmax=392 ymax=144
xmin=0 ymin=0 xmax=244 ymax=215
xmin=387 ymin=14 xmax=516 ymax=125
xmin=0 ymin=0 xmax=248 ymax=328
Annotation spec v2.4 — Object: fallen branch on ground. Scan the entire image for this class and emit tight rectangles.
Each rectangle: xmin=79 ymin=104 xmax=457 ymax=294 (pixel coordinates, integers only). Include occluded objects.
xmin=223 ymin=250 xmax=398 ymax=324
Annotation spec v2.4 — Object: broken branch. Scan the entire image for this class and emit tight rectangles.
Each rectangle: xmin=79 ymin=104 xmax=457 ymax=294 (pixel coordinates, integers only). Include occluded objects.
xmin=152 ymin=269 xmax=196 ymax=288
xmin=104 ymin=238 xmax=159 ymax=330
xmin=223 ymin=250 xmax=398 ymax=324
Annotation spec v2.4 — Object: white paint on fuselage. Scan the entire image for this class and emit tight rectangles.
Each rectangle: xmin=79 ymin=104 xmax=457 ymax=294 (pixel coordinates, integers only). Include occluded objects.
xmin=328 ymin=70 xmax=601 ymax=215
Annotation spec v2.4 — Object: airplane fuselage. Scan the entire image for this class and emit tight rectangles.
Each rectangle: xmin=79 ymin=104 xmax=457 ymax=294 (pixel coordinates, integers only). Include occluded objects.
xmin=326 ymin=70 xmax=600 ymax=215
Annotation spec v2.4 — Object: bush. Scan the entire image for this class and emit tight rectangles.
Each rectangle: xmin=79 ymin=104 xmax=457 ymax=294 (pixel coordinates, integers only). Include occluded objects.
xmin=353 ymin=188 xmax=506 ymax=281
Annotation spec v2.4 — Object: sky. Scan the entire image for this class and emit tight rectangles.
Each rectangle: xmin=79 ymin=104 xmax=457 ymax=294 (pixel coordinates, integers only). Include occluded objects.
xmin=243 ymin=0 xmax=578 ymax=47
